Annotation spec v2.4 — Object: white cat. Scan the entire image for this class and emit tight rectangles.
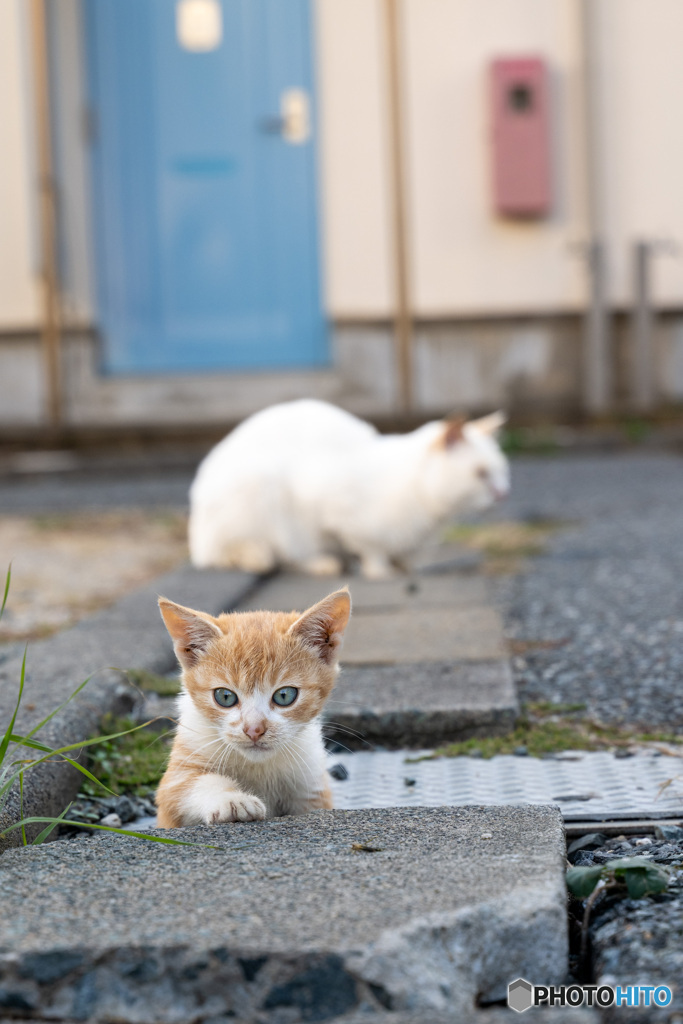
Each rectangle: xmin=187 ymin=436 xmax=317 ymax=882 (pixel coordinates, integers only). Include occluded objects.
xmin=189 ymin=399 xmax=509 ymax=580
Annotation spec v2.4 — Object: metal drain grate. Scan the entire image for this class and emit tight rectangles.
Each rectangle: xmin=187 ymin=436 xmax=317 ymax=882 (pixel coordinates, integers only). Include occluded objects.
xmin=328 ymin=750 xmax=683 ymax=821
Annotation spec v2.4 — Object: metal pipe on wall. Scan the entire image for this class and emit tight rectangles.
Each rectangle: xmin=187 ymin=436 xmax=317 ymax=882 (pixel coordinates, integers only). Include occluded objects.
xmin=29 ymin=0 xmax=62 ymax=428
xmin=630 ymin=241 xmax=655 ymax=412
xmin=382 ymin=0 xmax=413 ymax=415
xmin=578 ymin=0 xmax=612 ymax=415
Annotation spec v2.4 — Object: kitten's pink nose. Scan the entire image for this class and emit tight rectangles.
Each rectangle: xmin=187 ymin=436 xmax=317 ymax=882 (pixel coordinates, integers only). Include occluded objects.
xmin=243 ymin=719 xmax=267 ymax=742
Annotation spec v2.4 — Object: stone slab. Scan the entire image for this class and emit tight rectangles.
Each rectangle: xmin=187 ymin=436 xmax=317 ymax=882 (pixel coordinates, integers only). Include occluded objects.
xmin=239 ymin=572 xmax=490 ymax=614
xmin=342 ymin=607 xmax=506 ymax=664
xmin=0 ymin=806 xmax=568 ymax=1023
xmin=0 ymin=565 xmax=257 ymax=850
xmin=327 ymin=660 xmax=517 ymax=747
xmin=331 ymin=1012 xmax=598 ymax=1023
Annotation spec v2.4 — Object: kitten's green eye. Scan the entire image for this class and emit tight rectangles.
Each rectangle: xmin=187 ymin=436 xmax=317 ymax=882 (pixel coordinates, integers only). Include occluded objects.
xmin=272 ymin=686 xmax=298 ymax=707
xmin=214 ymin=688 xmax=238 ymax=708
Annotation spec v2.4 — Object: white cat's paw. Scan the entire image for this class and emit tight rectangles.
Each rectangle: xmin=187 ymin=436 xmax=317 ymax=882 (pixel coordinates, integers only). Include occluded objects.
xmin=205 ymin=790 xmax=267 ymax=824
xmin=299 ymin=555 xmax=343 ymax=576
xmin=231 ymin=541 xmax=277 ymax=574
xmin=360 ymin=555 xmax=397 ymax=580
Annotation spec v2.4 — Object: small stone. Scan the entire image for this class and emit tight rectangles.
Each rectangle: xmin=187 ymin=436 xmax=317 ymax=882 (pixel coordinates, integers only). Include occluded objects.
xmin=614 ymin=748 xmax=635 ymax=759
xmin=328 ymin=763 xmax=349 ymax=782
xmin=480 ymin=832 xmax=493 ymax=840
xmin=99 ymin=813 xmax=122 ymax=829
xmin=403 ymin=777 xmax=416 ymax=787
xmin=114 ymin=796 xmax=136 ymax=823
xmin=635 ymin=837 xmax=653 ymax=846
xmin=654 ymin=824 xmax=683 ymax=842
xmin=567 ymin=832 xmax=607 ymax=861
xmin=513 ymin=746 xmax=528 ymax=757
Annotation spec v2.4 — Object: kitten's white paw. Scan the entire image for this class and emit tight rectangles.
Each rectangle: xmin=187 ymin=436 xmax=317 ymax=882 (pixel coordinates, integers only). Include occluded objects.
xmin=205 ymin=791 xmax=267 ymax=824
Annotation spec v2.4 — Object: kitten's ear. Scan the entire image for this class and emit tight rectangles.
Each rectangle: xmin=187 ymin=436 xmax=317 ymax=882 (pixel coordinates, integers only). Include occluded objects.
xmin=469 ymin=410 xmax=506 ymax=436
xmin=159 ymin=598 xmax=223 ymax=670
xmin=440 ymin=416 xmax=466 ymax=448
xmin=288 ymin=589 xmax=351 ymax=665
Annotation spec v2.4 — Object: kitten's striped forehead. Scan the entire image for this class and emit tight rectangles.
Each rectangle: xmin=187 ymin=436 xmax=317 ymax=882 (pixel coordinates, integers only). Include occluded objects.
xmin=194 ymin=609 xmax=325 ymax=693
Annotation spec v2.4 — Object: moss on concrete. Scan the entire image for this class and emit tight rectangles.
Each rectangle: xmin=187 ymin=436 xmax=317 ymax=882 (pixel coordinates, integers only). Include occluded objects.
xmin=81 ymin=714 xmax=171 ymax=798
xmin=409 ymin=703 xmax=683 ymax=761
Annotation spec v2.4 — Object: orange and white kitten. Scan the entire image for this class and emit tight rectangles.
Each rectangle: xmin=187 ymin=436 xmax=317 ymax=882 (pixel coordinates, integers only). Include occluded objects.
xmin=155 ymin=588 xmax=351 ymax=828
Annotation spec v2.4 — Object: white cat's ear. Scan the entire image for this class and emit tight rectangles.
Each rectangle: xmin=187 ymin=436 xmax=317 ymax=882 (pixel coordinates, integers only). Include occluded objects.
xmin=439 ymin=417 xmax=467 ymax=448
xmin=159 ymin=598 xmax=223 ymax=670
xmin=469 ymin=410 xmax=506 ymax=436
xmin=288 ymin=588 xmax=351 ymax=665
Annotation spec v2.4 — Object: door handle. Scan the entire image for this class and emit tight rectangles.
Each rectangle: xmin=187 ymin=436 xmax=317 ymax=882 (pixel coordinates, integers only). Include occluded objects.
xmin=260 ymin=89 xmax=310 ymax=144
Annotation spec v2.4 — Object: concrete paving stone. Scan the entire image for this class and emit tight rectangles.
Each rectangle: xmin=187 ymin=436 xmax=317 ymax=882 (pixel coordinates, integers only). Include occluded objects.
xmin=238 ymin=572 xmax=490 ymax=614
xmin=0 ymin=1012 xmax=599 ymax=1024
xmin=409 ymin=540 xmax=485 ymax=575
xmin=327 ymin=660 xmax=517 ymax=748
xmin=0 ymin=806 xmax=568 ymax=1023
xmin=342 ymin=607 xmax=507 ymax=664
xmin=0 ymin=565 xmax=257 ymax=850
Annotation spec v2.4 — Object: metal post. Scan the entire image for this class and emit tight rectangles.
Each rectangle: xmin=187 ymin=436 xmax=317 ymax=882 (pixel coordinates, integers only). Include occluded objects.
xmin=578 ymin=0 xmax=612 ymax=414
xmin=630 ymin=241 xmax=655 ymax=412
xmin=583 ymin=240 xmax=611 ymax=414
xmin=29 ymin=0 xmax=62 ymax=428
xmin=382 ymin=0 xmax=413 ymax=414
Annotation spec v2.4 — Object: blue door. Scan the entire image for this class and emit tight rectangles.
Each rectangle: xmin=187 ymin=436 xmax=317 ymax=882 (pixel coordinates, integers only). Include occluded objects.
xmin=84 ymin=0 xmax=327 ymax=373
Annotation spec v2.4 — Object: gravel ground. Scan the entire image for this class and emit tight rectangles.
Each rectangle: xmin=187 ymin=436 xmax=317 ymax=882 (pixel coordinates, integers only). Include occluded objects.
xmin=492 ymin=452 xmax=683 ymax=732
xmin=569 ymin=830 xmax=683 ymax=1022
xmin=0 ymin=510 xmax=188 ymax=641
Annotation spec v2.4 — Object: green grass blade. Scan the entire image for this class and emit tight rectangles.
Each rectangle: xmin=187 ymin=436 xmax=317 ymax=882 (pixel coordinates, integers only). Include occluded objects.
xmin=9 ymin=735 xmax=53 ymax=752
xmin=24 ymin=675 xmax=94 ymax=741
xmin=19 ymin=771 xmax=27 ymax=846
xmin=0 ymin=565 xmax=10 ymax=621
xmin=0 ymin=816 xmax=224 ymax=849
xmin=60 ymin=757 xmax=117 ymax=796
xmin=34 ymin=719 xmax=156 ymax=758
xmin=0 ymin=721 xmax=156 ymax=805
xmin=31 ymin=803 xmax=72 ymax=845
xmin=0 ymin=645 xmax=27 ymax=768
xmin=0 ymin=748 xmax=117 ymax=800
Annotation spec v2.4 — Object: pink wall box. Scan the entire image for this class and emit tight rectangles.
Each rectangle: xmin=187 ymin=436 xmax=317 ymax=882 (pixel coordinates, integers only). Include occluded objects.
xmin=489 ymin=57 xmax=552 ymax=217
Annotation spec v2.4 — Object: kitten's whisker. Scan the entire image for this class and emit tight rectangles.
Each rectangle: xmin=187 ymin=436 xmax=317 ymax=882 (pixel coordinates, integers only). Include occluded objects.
xmin=325 ymin=698 xmax=374 ymax=706
xmin=323 ymin=720 xmax=370 ymax=739
xmin=174 ymin=736 xmax=224 ymax=770
xmin=324 ymin=737 xmax=354 ymax=755
xmin=284 ymin=739 xmax=316 ymax=778
xmin=208 ymin=740 xmax=234 ymax=776
xmin=323 ymin=721 xmax=376 ymax=750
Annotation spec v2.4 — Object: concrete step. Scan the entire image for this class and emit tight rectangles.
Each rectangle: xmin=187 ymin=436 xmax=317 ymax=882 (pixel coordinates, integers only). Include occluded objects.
xmin=327 ymin=660 xmax=516 ymax=748
xmin=0 ymin=806 xmax=567 ymax=1024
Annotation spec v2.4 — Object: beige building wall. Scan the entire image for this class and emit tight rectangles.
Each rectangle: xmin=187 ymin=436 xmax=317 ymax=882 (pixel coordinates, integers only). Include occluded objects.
xmin=313 ymin=0 xmax=393 ymax=318
xmin=0 ymin=0 xmax=40 ymax=329
xmin=403 ymin=0 xmax=588 ymax=315
xmin=599 ymin=0 xmax=683 ymax=309
xmin=2 ymin=0 xmax=683 ymax=334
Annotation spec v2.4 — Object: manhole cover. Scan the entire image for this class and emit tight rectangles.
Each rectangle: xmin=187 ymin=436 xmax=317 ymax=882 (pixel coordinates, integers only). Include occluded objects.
xmin=328 ymin=750 xmax=683 ymax=821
